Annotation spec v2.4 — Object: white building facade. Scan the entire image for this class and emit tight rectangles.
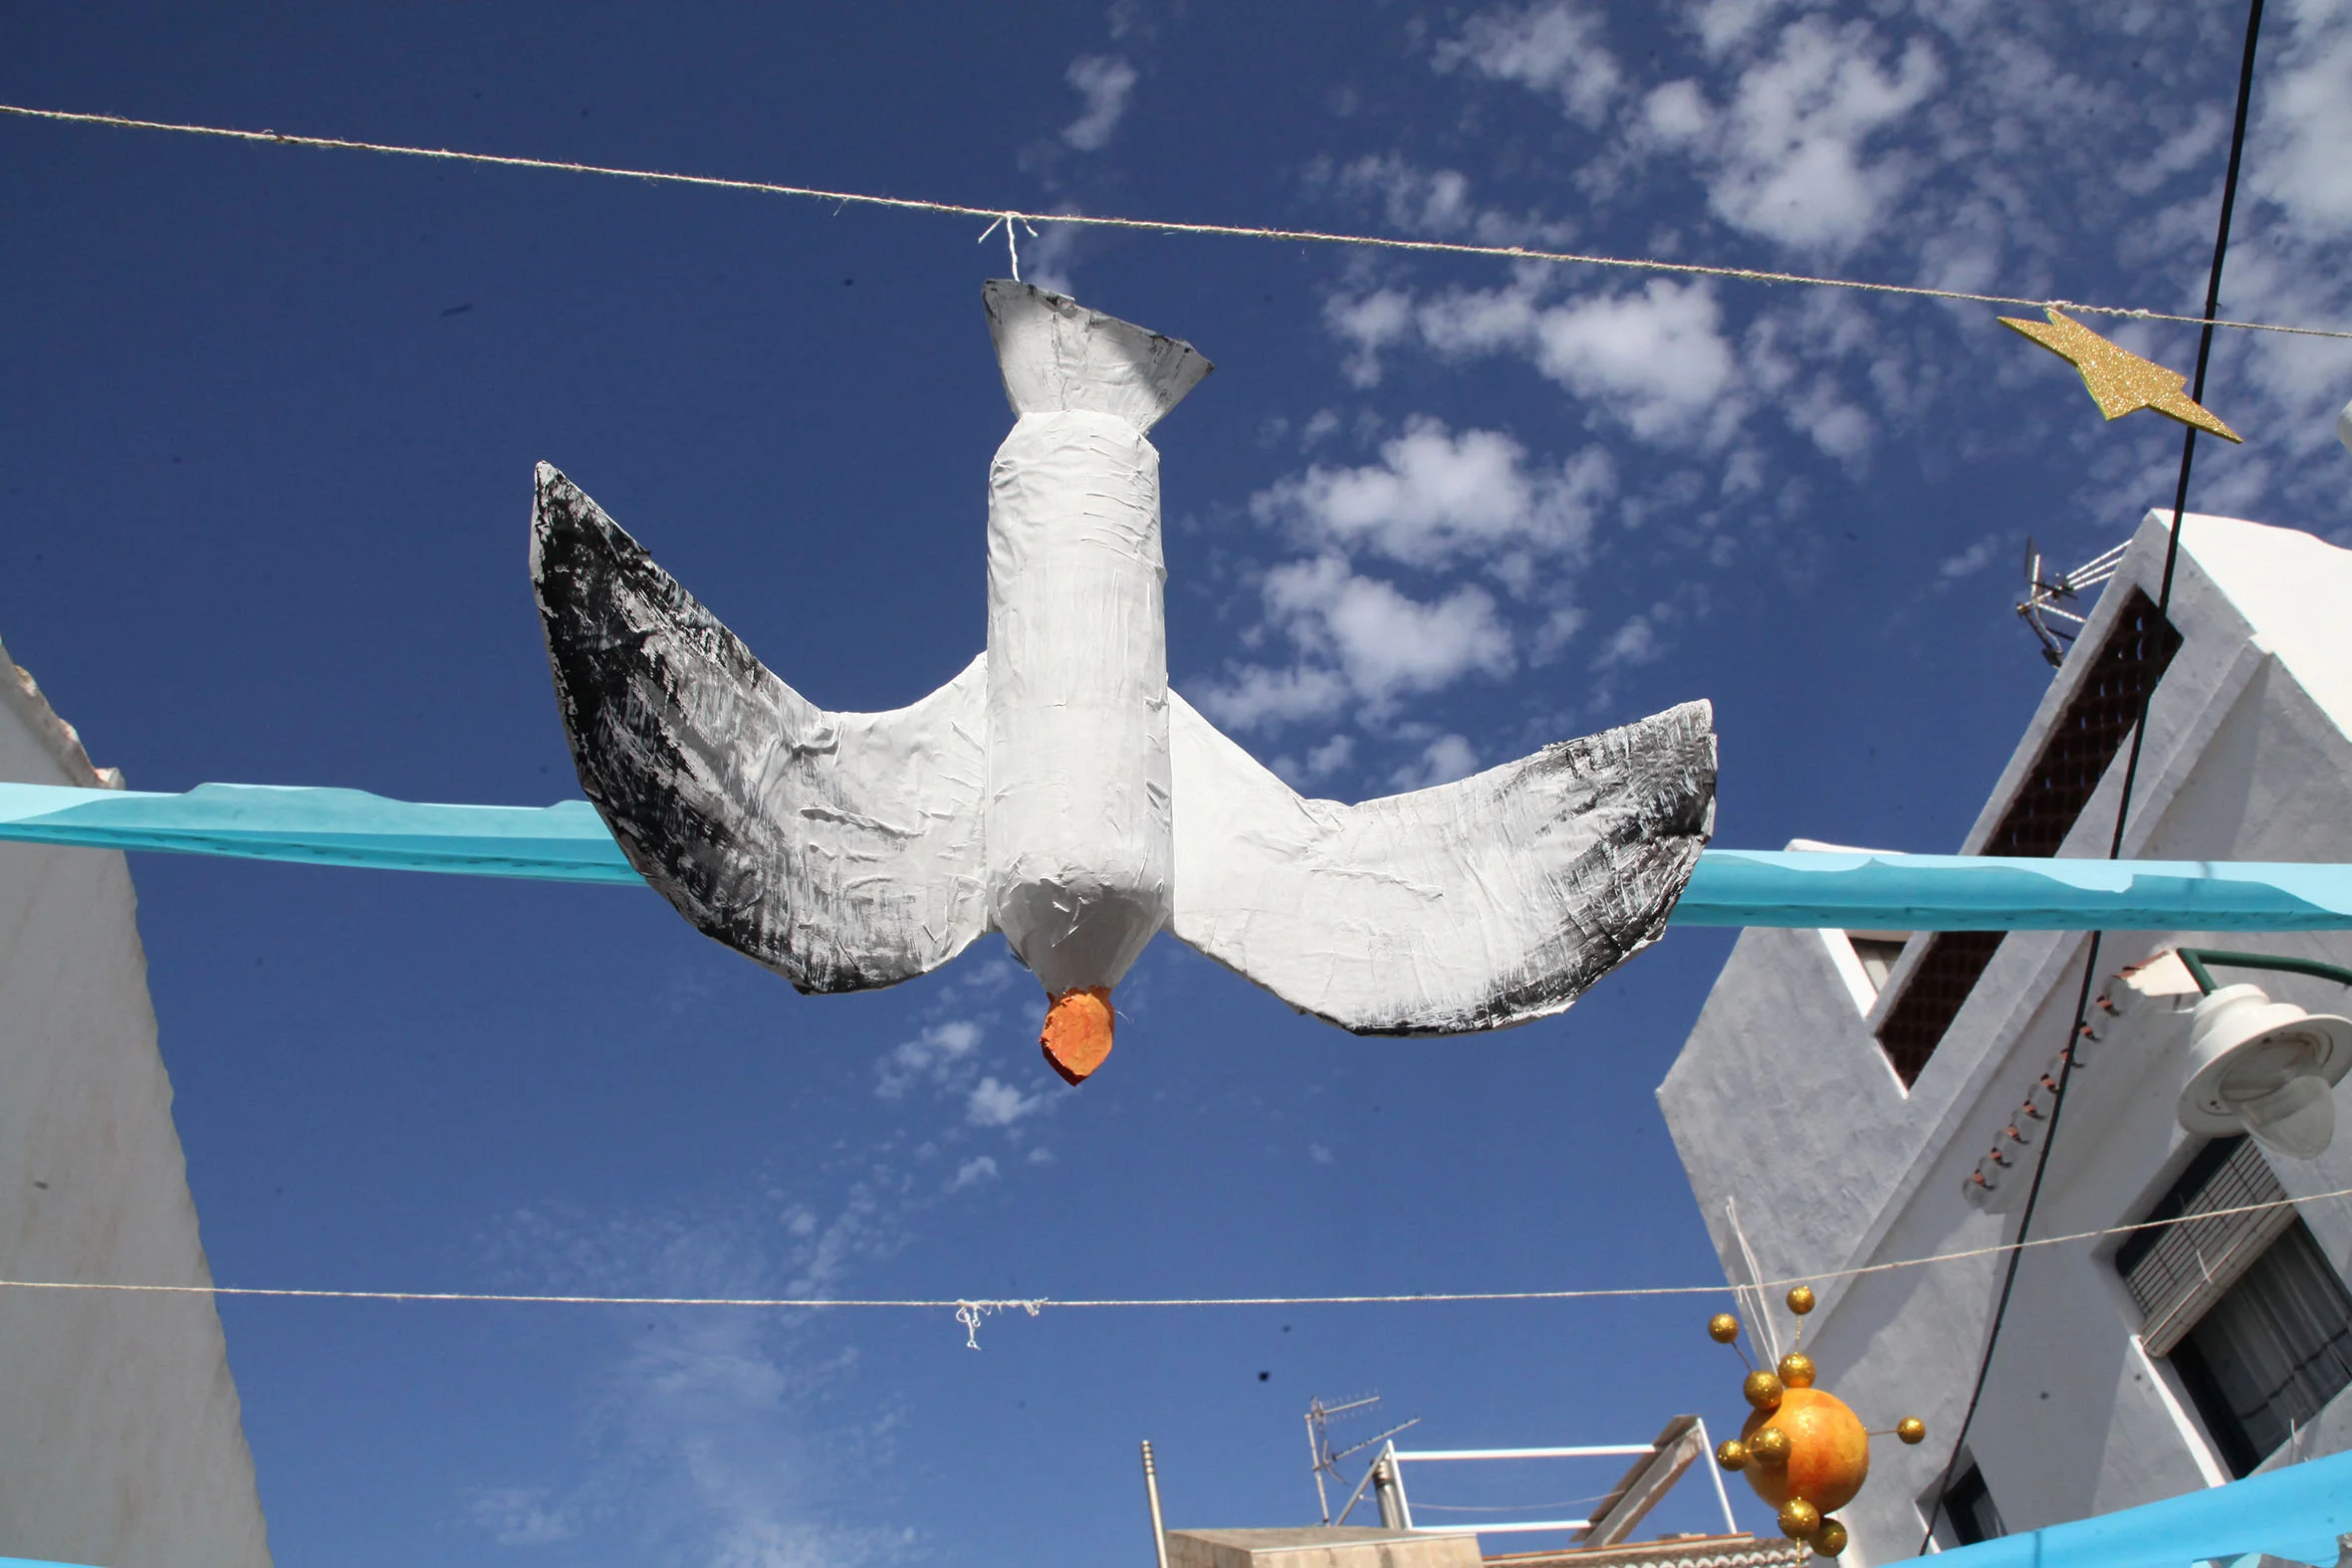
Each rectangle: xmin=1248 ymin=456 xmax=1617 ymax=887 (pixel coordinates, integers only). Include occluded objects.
xmin=0 ymin=644 xmax=272 ymax=1568
xmin=1660 ymin=512 xmax=2352 ymax=1563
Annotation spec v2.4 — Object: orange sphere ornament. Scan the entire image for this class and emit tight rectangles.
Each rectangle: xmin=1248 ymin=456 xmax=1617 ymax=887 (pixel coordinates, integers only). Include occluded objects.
xmin=1739 ymin=1387 xmax=1871 ymax=1516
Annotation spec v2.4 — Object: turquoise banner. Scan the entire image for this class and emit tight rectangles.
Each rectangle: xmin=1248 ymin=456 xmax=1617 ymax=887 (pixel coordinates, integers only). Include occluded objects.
xmin=10 ymin=782 xmax=2352 ymax=931
xmin=0 ymin=783 xmax=641 ymax=884
xmin=1891 ymin=1448 xmax=2352 ymax=1568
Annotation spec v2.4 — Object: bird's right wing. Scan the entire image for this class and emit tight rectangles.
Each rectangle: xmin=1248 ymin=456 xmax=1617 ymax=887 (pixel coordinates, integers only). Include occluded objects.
xmin=1167 ymin=693 xmax=1715 ymax=1034
xmin=532 ymin=464 xmax=991 ymax=993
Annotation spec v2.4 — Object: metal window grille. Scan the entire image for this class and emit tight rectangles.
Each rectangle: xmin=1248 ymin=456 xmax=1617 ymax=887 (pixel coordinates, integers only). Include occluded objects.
xmin=1875 ymin=933 xmax=2004 ymax=1087
xmin=1982 ymin=588 xmax=2183 ymax=857
xmin=1872 ymin=589 xmax=2181 ymax=1086
xmin=2117 ymin=1136 xmax=2295 ymax=1357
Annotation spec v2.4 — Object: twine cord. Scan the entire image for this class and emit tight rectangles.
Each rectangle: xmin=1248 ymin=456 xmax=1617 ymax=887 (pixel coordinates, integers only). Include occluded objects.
xmin=1 ymin=102 xmax=2346 ymax=341
xmin=1 ymin=1180 xmax=2341 ymax=1325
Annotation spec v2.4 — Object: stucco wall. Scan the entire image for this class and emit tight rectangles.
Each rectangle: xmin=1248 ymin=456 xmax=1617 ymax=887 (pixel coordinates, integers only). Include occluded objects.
xmin=1658 ymin=515 xmax=2352 ymax=1563
xmin=0 ymin=644 xmax=271 ymax=1568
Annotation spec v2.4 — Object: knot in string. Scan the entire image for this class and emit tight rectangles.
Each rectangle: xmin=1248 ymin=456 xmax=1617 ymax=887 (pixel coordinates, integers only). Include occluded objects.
xmin=954 ymin=1297 xmax=1045 ymax=1349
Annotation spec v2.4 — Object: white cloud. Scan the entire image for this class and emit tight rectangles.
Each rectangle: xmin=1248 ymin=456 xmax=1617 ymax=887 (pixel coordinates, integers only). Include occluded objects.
xmin=1940 ymin=537 xmax=2000 ymax=579
xmin=1689 ymin=0 xmax=1790 ymax=59
xmin=1020 ymin=218 xmax=1085 ymax=296
xmin=1401 ymin=277 xmax=1741 ymax=443
xmin=1308 ymin=1143 xmax=1334 ymax=1165
xmin=966 ymin=1076 xmax=1043 ymax=1128
xmin=1644 ymin=80 xmax=1711 ymax=141
xmin=1594 ymin=611 xmax=1663 ymax=671
xmin=468 ymin=1485 xmax=576 ymax=1547
xmin=1325 ymin=289 xmax=1416 ymax=388
xmin=1532 ymin=604 xmax=1587 ymax=661
xmin=1690 ymin=19 xmax=1941 ymax=254
xmin=1193 ymin=663 xmax=1352 ymax=730
xmin=945 ymin=1155 xmax=1000 ymax=1192
xmin=1198 ymin=559 xmax=1517 ymax=735
xmin=1331 ymin=155 xmax=1476 ymax=235
xmin=1315 ymin=155 xmax=1582 ymax=253
xmin=2252 ymin=0 xmax=2352 ymax=234
xmin=470 ymin=1202 xmax=911 ymax=1568
xmin=1253 ymin=418 xmax=1611 ymax=572
xmin=1062 ymin=56 xmax=1138 ymax=150
xmin=873 ymin=1019 xmax=981 ymax=1100
xmin=1390 ymin=734 xmax=1482 ymax=789
xmin=1266 ymin=556 xmax=1517 ymax=702
xmin=1304 ymin=733 xmax=1355 ymax=778
xmin=1524 ymin=282 xmax=1742 ymax=438
xmin=1436 ymin=2 xmax=1622 ymax=126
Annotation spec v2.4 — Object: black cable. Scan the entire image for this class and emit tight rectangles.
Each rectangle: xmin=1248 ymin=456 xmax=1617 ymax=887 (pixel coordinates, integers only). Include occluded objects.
xmin=1916 ymin=0 xmax=2265 ymax=1548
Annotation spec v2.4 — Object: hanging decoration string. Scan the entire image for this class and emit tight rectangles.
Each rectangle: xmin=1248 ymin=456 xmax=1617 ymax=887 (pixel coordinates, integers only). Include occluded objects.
xmin=0 ymin=1178 xmax=2338 ymax=1341
xmin=2 ymin=102 xmax=2347 ymax=342
xmin=1917 ymin=0 xmax=2268 ymax=1548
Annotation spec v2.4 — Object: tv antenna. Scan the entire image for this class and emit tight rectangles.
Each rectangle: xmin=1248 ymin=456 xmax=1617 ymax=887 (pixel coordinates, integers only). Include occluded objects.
xmin=2016 ymin=537 xmax=2126 ymax=667
xmin=1305 ymin=1394 xmax=1421 ymax=1525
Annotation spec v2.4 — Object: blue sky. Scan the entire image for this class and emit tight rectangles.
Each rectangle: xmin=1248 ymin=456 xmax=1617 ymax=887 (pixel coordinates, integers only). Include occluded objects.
xmin=4 ymin=4 xmax=2352 ymax=1567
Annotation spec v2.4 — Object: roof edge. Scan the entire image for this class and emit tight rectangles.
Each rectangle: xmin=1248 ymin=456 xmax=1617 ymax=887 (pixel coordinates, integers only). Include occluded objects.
xmin=0 ymin=640 xmax=122 ymax=790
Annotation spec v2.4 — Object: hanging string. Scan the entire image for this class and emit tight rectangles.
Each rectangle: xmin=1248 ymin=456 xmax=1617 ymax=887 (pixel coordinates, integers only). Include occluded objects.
xmin=955 ymin=1297 xmax=1042 ymax=1349
xmin=1917 ymin=0 xmax=2267 ymax=1548
xmin=0 ymin=1179 xmax=2339 ymax=1330
xmin=977 ymin=212 xmax=1035 ymax=282
xmin=1 ymin=101 xmax=2346 ymax=341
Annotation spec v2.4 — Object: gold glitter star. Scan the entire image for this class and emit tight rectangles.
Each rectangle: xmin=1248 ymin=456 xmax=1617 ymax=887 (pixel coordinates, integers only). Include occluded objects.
xmin=1999 ymin=307 xmax=2242 ymax=443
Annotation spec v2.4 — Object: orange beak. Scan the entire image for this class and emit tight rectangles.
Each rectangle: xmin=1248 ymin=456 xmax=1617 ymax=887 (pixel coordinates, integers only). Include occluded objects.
xmin=1041 ymin=986 xmax=1115 ymax=1085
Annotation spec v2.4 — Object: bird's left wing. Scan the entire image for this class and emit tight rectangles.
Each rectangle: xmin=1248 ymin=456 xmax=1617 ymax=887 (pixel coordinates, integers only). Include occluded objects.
xmin=532 ymin=464 xmax=990 ymax=993
xmin=1167 ymin=693 xmax=1715 ymax=1034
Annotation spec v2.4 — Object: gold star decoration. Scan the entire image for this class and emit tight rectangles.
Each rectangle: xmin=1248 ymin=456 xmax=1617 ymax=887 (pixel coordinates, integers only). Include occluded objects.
xmin=1998 ymin=307 xmax=2242 ymax=443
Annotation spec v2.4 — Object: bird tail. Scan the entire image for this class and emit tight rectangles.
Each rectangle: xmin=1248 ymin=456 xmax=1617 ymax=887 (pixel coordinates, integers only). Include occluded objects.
xmin=983 ymin=279 xmax=1213 ymax=430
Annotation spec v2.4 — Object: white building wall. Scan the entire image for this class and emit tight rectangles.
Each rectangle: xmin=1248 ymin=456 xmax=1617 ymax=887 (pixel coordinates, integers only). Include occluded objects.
xmin=0 ymin=644 xmax=272 ymax=1568
xmin=1659 ymin=514 xmax=2352 ymax=1563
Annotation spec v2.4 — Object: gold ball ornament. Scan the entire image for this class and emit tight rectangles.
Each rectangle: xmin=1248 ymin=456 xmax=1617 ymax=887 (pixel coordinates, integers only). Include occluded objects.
xmin=1896 ymin=1417 xmax=1927 ymax=1446
xmin=1777 ymin=1352 xmax=1817 ymax=1389
xmin=1786 ymin=1285 xmax=1816 ymax=1315
xmin=1716 ymin=1440 xmax=1749 ymax=1471
xmin=1743 ymin=1370 xmax=1785 ymax=1410
xmin=1778 ymin=1499 xmax=1821 ymax=1539
xmin=1813 ymin=1519 xmax=1849 ymax=1558
xmin=1738 ymin=1388 xmax=1871 ymax=1515
xmin=1708 ymin=1312 xmax=1743 ymax=1344
xmin=1746 ymin=1426 xmax=1791 ymax=1465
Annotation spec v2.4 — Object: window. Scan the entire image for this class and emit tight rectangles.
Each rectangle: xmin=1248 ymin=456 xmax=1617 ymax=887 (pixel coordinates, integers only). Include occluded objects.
xmin=1933 ymin=1462 xmax=2006 ymax=1545
xmin=1876 ymin=933 xmax=2004 ymax=1086
xmin=1873 ymin=589 xmax=2180 ymax=1085
xmin=2169 ymin=1221 xmax=2352 ymax=1475
xmin=2116 ymin=1136 xmax=2352 ymax=1476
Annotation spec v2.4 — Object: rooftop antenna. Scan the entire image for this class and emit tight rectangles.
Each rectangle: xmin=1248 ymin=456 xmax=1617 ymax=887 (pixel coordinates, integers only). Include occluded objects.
xmin=2016 ymin=537 xmax=2127 ymax=668
xmin=1304 ymin=1394 xmax=1421 ymax=1524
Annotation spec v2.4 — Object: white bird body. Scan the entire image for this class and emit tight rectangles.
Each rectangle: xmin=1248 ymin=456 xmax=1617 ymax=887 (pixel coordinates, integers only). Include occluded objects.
xmin=981 ymin=283 xmax=1207 ymax=1010
xmin=532 ymin=282 xmax=1714 ymax=1080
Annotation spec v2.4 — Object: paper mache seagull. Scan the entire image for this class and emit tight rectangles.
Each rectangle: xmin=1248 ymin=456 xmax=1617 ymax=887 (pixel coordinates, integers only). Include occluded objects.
xmin=530 ymin=281 xmax=1716 ymax=1085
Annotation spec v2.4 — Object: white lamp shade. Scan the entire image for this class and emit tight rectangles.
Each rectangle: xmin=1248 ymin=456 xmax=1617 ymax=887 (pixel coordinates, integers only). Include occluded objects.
xmin=2179 ymin=984 xmax=2352 ymax=1157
